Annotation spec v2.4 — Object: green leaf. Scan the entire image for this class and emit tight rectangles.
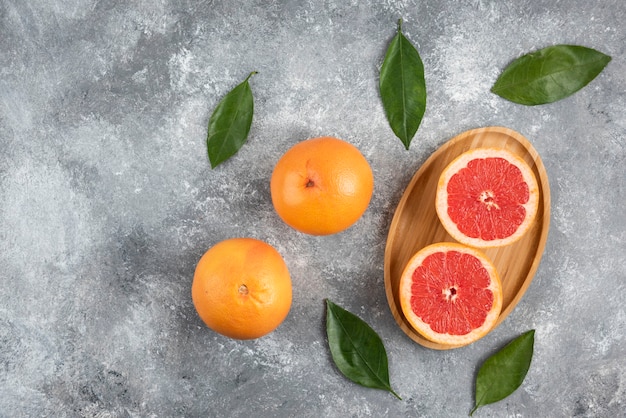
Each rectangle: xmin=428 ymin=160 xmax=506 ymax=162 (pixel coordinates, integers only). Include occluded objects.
xmin=491 ymin=45 xmax=611 ymax=105
xmin=325 ymin=299 xmax=401 ymax=400
xmin=206 ymin=71 xmax=257 ymax=168
xmin=379 ymin=19 xmax=426 ymax=150
xmin=470 ymin=330 xmax=535 ymax=416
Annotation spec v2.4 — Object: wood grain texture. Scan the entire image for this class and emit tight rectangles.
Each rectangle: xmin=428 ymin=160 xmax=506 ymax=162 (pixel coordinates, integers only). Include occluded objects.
xmin=383 ymin=127 xmax=551 ymax=350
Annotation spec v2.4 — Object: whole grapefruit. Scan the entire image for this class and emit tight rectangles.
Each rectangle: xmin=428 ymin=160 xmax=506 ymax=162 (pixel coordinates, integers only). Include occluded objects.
xmin=270 ymin=136 xmax=374 ymax=235
xmin=191 ymin=238 xmax=292 ymax=340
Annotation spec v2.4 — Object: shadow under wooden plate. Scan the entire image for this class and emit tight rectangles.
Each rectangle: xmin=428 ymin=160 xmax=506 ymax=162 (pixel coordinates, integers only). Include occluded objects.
xmin=384 ymin=127 xmax=551 ymax=350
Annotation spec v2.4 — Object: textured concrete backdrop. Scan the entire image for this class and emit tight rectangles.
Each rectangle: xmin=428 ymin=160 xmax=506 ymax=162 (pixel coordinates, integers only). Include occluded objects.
xmin=1 ymin=0 xmax=625 ymax=417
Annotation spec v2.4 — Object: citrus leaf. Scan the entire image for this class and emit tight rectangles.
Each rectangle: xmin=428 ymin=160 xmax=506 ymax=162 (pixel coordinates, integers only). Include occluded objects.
xmin=207 ymin=71 xmax=257 ymax=168
xmin=491 ymin=45 xmax=611 ymax=105
xmin=470 ymin=330 xmax=535 ymax=416
xmin=325 ymin=299 xmax=401 ymax=400
xmin=379 ymin=19 xmax=426 ymax=150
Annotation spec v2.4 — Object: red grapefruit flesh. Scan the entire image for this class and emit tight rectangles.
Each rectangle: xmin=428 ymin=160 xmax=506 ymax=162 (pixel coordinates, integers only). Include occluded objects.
xmin=399 ymin=243 xmax=502 ymax=347
xmin=436 ymin=148 xmax=539 ymax=248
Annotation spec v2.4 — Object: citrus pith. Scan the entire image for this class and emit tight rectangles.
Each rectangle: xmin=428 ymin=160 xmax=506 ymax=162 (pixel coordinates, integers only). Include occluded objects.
xmin=191 ymin=238 xmax=292 ymax=340
xmin=270 ymin=136 xmax=374 ymax=235
xmin=399 ymin=243 xmax=502 ymax=347
xmin=436 ymin=147 xmax=539 ymax=248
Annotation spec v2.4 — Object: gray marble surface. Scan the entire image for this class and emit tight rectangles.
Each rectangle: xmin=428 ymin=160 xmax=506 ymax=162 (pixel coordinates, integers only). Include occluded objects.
xmin=1 ymin=1 xmax=625 ymax=417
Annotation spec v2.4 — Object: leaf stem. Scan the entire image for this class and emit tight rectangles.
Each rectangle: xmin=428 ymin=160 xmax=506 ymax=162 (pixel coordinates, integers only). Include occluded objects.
xmin=245 ymin=71 xmax=258 ymax=82
xmin=390 ymin=388 xmax=402 ymax=400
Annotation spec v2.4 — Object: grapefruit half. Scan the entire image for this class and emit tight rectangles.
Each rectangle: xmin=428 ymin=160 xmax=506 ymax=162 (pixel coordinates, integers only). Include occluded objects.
xmin=435 ymin=147 xmax=539 ymax=248
xmin=399 ymin=243 xmax=502 ymax=347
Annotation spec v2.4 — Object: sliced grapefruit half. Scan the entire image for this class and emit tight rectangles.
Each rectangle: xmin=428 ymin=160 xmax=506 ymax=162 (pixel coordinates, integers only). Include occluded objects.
xmin=399 ymin=243 xmax=502 ymax=347
xmin=436 ymin=147 xmax=539 ymax=248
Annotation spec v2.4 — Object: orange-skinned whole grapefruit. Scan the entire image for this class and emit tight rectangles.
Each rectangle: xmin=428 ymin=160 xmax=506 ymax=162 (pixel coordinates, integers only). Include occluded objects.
xmin=270 ymin=136 xmax=374 ymax=235
xmin=191 ymin=238 xmax=292 ymax=340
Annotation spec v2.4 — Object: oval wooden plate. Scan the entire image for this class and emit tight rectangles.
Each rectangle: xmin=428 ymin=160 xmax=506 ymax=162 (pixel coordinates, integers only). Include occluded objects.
xmin=384 ymin=127 xmax=551 ymax=350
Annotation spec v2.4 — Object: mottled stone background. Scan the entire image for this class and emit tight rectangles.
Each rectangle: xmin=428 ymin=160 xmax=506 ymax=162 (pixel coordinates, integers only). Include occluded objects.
xmin=1 ymin=0 xmax=624 ymax=417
